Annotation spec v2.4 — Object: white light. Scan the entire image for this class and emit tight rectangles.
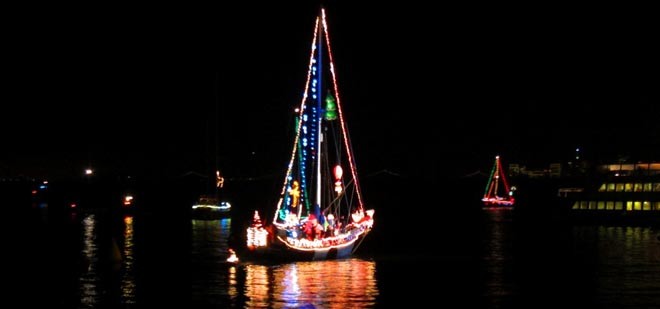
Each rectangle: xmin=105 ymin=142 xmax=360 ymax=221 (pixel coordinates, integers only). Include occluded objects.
xmin=85 ymin=169 xmax=93 ymax=175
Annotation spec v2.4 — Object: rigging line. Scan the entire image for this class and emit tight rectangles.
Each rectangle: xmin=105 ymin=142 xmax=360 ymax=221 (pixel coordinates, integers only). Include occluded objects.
xmin=498 ymin=158 xmax=511 ymax=193
xmin=322 ymin=8 xmax=364 ymax=209
xmin=484 ymin=157 xmax=497 ymax=197
xmin=273 ymin=16 xmax=321 ymax=224
xmin=364 ymin=169 xmax=403 ymax=178
xmin=352 ymin=230 xmax=370 ymax=254
xmin=322 ymin=177 xmax=355 ymax=214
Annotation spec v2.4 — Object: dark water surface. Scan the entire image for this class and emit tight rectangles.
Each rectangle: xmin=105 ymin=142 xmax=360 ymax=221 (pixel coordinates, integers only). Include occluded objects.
xmin=15 ymin=197 xmax=660 ymax=308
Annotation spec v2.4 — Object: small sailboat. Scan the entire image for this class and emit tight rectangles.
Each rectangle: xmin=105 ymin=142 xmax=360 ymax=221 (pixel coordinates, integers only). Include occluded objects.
xmin=192 ymin=170 xmax=231 ymax=219
xmin=245 ymin=7 xmax=374 ymax=261
xmin=482 ymin=155 xmax=515 ymax=208
xmin=192 ymin=72 xmax=232 ymax=220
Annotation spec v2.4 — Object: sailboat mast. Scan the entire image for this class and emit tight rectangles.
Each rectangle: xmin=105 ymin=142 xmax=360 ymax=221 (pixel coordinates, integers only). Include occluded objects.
xmin=493 ymin=156 xmax=500 ymax=197
xmin=315 ymin=10 xmax=323 ymax=211
xmin=214 ymin=72 xmax=220 ymax=199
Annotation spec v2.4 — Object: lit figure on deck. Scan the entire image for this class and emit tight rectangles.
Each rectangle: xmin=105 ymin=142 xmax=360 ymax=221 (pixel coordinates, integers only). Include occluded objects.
xmin=289 ymin=180 xmax=301 ymax=209
xmin=216 ymin=170 xmax=224 ymax=188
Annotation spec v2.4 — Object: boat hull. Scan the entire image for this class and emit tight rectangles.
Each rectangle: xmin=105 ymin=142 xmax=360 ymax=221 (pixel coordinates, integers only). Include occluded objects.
xmin=242 ymin=229 xmax=367 ymax=262
xmin=191 ymin=201 xmax=232 ymax=220
xmin=482 ymin=197 xmax=514 ymax=207
xmin=191 ymin=209 xmax=231 ymax=220
xmin=244 ymin=240 xmax=359 ymax=262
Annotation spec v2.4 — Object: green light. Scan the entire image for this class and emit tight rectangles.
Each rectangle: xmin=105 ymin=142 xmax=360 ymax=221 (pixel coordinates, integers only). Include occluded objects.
xmin=324 ymin=93 xmax=337 ymax=120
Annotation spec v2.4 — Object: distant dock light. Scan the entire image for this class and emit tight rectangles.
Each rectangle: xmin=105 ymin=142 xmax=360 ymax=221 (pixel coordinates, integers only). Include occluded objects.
xmin=85 ymin=169 xmax=93 ymax=175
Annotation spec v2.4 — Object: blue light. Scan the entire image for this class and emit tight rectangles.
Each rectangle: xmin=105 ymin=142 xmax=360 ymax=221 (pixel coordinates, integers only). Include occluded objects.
xmin=39 ymin=185 xmax=47 ymax=189
xmin=312 ymin=95 xmax=317 ymax=99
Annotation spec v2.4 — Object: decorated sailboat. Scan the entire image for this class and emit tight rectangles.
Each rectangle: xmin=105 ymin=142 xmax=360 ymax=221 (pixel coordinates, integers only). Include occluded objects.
xmin=482 ymin=155 xmax=515 ymax=208
xmin=191 ymin=170 xmax=231 ymax=219
xmin=245 ymin=7 xmax=374 ymax=261
xmin=191 ymin=73 xmax=232 ymax=219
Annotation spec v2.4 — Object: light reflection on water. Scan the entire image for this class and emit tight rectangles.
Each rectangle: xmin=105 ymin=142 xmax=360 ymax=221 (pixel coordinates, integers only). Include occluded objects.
xmin=240 ymin=260 xmax=378 ymax=308
xmin=191 ymin=218 xmax=233 ymax=302
xmin=480 ymin=210 xmax=660 ymax=308
xmin=277 ymin=260 xmax=377 ymax=308
xmin=120 ymin=215 xmax=135 ymax=304
xmin=190 ymin=218 xmax=379 ymax=307
xmin=76 ymin=213 xmax=136 ymax=307
xmin=575 ymin=226 xmax=660 ymax=307
xmin=58 ymin=210 xmax=659 ymax=307
xmin=482 ymin=208 xmax=515 ymax=303
xmin=79 ymin=214 xmax=100 ymax=308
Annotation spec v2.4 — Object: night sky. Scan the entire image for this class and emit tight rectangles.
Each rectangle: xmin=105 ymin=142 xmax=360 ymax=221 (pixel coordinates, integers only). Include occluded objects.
xmin=3 ymin=2 xmax=658 ymax=181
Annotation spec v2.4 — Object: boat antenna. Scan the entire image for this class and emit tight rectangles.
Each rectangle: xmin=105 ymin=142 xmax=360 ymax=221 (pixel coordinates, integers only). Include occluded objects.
xmin=215 ymin=71 xmax=220 ymax=198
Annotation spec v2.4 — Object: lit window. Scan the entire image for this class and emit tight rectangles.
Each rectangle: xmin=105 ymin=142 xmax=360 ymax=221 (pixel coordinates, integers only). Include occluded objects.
xmin=616 ymin=183 xmax=624 ymax=192
xmin=642 ymin=201 xmax=651 ymax=211
xmin=615 ymin=201 xmax=624 ymax=210
xmin=643 ymin=183 xmax=652 ymax=192
xmin=606 ymin=201 xmax=614 ymax=210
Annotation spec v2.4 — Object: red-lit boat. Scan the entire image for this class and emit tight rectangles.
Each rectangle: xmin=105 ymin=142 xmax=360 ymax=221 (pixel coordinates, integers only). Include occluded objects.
xmin=482 ymin=155 xmax=516 ymax=208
